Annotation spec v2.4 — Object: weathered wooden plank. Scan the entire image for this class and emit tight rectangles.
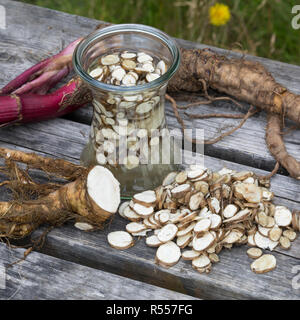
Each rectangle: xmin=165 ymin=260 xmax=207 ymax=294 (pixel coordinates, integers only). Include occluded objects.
xmin=0 ymin=117 xmax=298 ymax=205
xmin=31 ymin=219 xmax=300 ymax=300
xmin=0 ymin=118 xmax=299 ymax=299
xmin=0 ymin=243 xmax=196 ymax=300
xmin=0 ymin=0 xmax=299 ymax=300
xmin=0 ymin=0 xmax=300 ymax=173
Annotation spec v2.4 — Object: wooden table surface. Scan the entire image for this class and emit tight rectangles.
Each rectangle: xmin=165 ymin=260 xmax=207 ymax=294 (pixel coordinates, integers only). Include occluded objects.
xmin=0 ymin=0 xmax=299 ymax=300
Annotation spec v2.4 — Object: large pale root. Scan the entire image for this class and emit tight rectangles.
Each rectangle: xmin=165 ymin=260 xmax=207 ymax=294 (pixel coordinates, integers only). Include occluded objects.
xmin=168 ymin=48 xmax=300 ymax=125
xmin=0 ymin=166 xmax=120 ymax=238
xmin=266 ymin=113 xmax=300 ymax=180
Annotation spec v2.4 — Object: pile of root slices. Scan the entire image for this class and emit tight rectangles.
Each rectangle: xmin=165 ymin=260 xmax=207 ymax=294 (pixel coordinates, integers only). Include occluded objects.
xmin=107 ymin=165 xmax=299 ymax=274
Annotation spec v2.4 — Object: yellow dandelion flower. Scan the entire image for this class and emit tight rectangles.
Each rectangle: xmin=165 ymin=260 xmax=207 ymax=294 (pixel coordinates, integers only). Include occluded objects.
xmin=209 ymin=3 xmax=231 ymax=26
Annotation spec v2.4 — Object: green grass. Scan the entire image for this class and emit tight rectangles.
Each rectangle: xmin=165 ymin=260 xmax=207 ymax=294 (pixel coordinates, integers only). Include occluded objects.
xmin=20 ymin=0 xmax=300 ymax=65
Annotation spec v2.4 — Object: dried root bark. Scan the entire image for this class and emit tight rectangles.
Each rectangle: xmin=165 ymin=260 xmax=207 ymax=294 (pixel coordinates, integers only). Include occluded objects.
xmin=0 ymin=149 xmax=120 ymax=239
xmin=266 ymin=113 xmax=300 ymax=180
xmin=169 ymin=48 xmax=300 ymax=125
xmin=0 ymin=147 xmax=85 ymax=181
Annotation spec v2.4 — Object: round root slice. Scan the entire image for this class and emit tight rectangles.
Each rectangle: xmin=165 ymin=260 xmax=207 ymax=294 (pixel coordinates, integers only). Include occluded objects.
xmin=146 ymin=235 xmax=162 ymax=247
xmin=268 ymin=226 xmax=282 ymax=242
xmin=157 ymin=223 xmax=178 ymax=243
xmin=182 ymin=250 xmax=200 ymax=261
xmin=248 ymin=234 xmax=256 ymax=246
xmin=133 ymin=190 xmax=156 ymax=207
xmin=234 ymin=183 xmax=262 ymax=203
xmin=279 ymin=236 xmax=291 ymax=250
xmin=74 ymin=222 xmax=94 ymax=231
xmin=126 ymin=222 xmax=147 ymax=234
xmin=193 ymin=232 xmax=215 ymax=252
xmin=122 ymin=59 xmax=136 ymax=70
xmin=156 ymin=241 xmax=181 ymax=267
xmin=175 ymin=171 xmax=188 ymax=184
xmin=146 ymin=73 xmax=160 ymax=82
xmin=222 ymin=230 xmax=243 ymax=244
xmin=89 ymin=67 xmax=103 ymax=78
xmin=101 ymin=54 xmax=120 ymax=65
xmin=123 ymin=206 xmax=141 ymax=222
xmin=189 ymin=192 xmax=204 ymax=211
xmin=107 ymin=231 xmax=134 ymax=250
xmin=254 ymin=231 xmax=278 ymax=251
xmin=176 ymin=232 xmax=193 ymax=248
xmin=258 ymin=225 xmax=272 ymax=237
xmin=192 ymin=255 xmax=211 ymax=269
xmin=136 ymin=102 xmax=153 ymax=116
xmin=158 ymin=211 xmax=170 ymax=224
xmin=283 ymin=229 xmax=297 ymax=241
xmin=251 ymin=254 xmax=276 ymax=274
xmin=223 ymin=204 xmax=238 ymax=219
xmin=210 ymin=197 xmax=220 ymax=214
xmin=194 ymin=218 xmax=211 ymax=234
xmin=187 ymin=169 xmax=205 ymax=180
xmin=171 ymin=184 xmax=191 ymax=199
xmin=177 ymin=222 xmax=196 ymax=237
xmin=210 ymin=214 xmax=222 ymax=230
xmin=247 ymin=247 xmax=263 ymax=259
xmin=223 ymin=208 xmax=251 ymax=223
xmin=121 ymin=52 xmax=137 ymax=59
xmin=143 ymin=217 xmax=157 ymax=229
xmin=162 ymin=171 xmax=177 ymax=186
xmin=87 ymin=166 xmax=120 ymax=221
xmin=132 ymin=203 xmax=154 ymax=217
xmin=118 ymin=202 xmax=130 ymax=219
xmin=274 ymin=206 xmax=292 ymax=227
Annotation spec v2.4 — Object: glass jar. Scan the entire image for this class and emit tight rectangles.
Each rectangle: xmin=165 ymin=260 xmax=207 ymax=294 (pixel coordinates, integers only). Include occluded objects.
xmin=73 ymin=24 xmax=181 ymax=197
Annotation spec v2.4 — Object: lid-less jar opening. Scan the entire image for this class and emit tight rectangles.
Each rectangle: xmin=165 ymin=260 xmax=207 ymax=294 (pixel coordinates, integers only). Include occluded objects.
xmin=73 ymin=24 xmax=180 ymax=94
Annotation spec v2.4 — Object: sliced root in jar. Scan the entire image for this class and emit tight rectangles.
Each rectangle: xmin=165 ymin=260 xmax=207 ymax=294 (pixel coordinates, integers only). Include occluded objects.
xmin=251 ymin=254 xmax=276 ymax=274
xmin=101 ymin=54 xmax=120 ymax=65
xmin=107 ymin=231 xmax=134 ymax=250
xmin=156 ymin=241 xmax=181 ymax=268
xmin=247 ymin=247 xmax=263 ymax=259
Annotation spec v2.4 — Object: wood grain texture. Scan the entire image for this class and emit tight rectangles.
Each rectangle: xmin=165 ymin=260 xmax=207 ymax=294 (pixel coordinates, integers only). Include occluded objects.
xmin=0 ymin=243 xmax=196 ymax=300
xmin=0 ymin=0 xmax=299 ymax=300
xmin=0 ymin=120 xmax=299 ymax=299
xmin=0 ymin=0 xmax=300 ymax=174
